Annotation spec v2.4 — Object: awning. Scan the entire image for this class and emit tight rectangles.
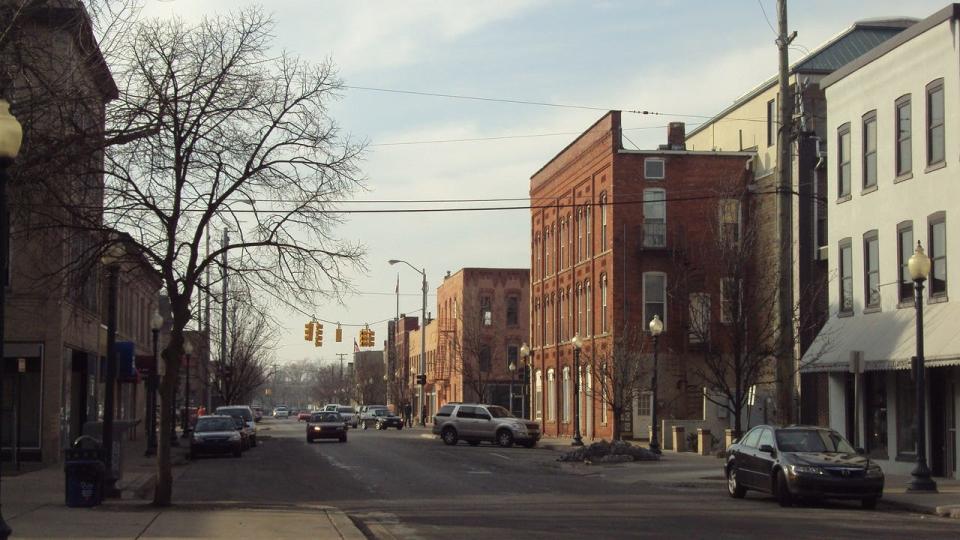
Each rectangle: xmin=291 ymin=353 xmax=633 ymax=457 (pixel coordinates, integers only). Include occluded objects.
xmin=800 ymin=300 xmax=960 ymax=373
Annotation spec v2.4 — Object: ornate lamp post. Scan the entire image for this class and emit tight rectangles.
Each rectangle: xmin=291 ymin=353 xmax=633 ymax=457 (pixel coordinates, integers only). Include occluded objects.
xmin=571 ymin=334 xmax=584 ymax=447
xmin=508 ymin=361 xmax=516 ymax=416
xmin=519 ymin=343 xmax=530 ymax=419
xmin=181 ymin=340 xmax=194 ymax=438
xmin=145 ymin=308 xmax=164 ymax=456
xmin=101 ymin=242 xmax=125 ymax=497
xmin=907 ymin=242 xmax=937 ymax=492
xmin=649 ymin=314 xmax=664 ymax=455
xmin=0 ymin=97 xmax=24 ymax=540
xmin=389 ymin=259 xmax=427 ymax=425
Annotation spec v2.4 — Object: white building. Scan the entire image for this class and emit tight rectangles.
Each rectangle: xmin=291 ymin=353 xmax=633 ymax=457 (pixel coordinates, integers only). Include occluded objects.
xmin=802 ymin=4 xmax=959 ymax=479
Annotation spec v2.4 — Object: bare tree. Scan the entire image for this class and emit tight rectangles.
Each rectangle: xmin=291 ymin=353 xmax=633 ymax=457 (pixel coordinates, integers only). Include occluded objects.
xmin=447 ymin=310 xmax=499 ymax=403
xmin=588 ymin=325 xmax=649 ymax=441
xmin=209 ymin=294 xmax=277 ymax=406
xmin=311 ymin=362 xmax=350 ymax=405
xmin=95 ymin=9 xmax=364 ymax=505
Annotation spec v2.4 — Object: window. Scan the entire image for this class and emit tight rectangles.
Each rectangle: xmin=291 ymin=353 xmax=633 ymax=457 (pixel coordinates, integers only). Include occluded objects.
xmin=643 ymin=272 xmax=667 ymax=329
xmin=559 ymin=290 xmax=565 ymax=342
xmin=644 ymin=158 xmax=665 ymax=179
xmin=863 ymin=232 xmax=880 ymax=308
xmin=585 ymin=281 xmax=592 ymax=337
xmin=545 ymin=227 xmax=551 ymax=275
xmin=533 ymin=299 xmax=539 ymax=347
xmin=576 ymin=283 xmax=583 ymax=337
xmin=757 ymin=428 xmax=775 ymax=449
xmin=585 ymin=206 xmax=591 ymax=258
xmin=895 ymin=370 xmax=916 ymax=458
xmin=456 ymin=405 xmax=477 ymax=419
xmin=576 ymin=209 xmax=583 ymax=263
xmin=839 ymin=239 xmax=853 ymax=313
xmin=638 ymin=391 xmax=652 ymax=416
xmin=562 ymin=367 xmax=571 ymax=423
xmin=766 ymin=98 xmax=776 ymax=147
xmin=688 ymin=292 xmax=710 ymax=343
xmin=535 ymin=234 xmax=541 ymax=280
xmin=507 ymin=345 xmax=518 ymax=369
xmin=862 ymin=111 xmax=877 ymax=189
xmin=864 ymin=371 xmax=888 ymax=459
xmin=898 ymin=223 xmax=914 ymax=303
xmin=838 ymin=123 xmax=851 ymax=198
xmin=720 ymin=278 xmax=738 ymax=324
xmin=479 ymin=345 xmax=491 ymax=372
xmin=643 ymin=188 xmax=666 ymax=248
xmin=481 ymin=296 xmax=492 ymax=326
xmin=551 ymin=294 xmax=558 ymax=344
xmin=742 ymin=428 xmax=762 ymax=448
xmin=600 ymin=364 xmax=608 ymax=424
xmin=719 ymin=199 xmax=740 ymax=246
xmin=929 ymin=214 xmax=947 ymax=297
xmin=896 ymin=95 xmax=912 ymax=177
xmin=600 ymin=274 xmax=608 ymax=333
xmin=507 ymin=295 xmax=519 ymax=326
xmin=927 ymin=79 xmax=944 ymax=166
xmin=535 ymin=370 xmax=544 ymax=420
xmin=567 ymin=287 xmax=573 ymax=341
xmin=600 ymin=193 xmax=608 ymax=250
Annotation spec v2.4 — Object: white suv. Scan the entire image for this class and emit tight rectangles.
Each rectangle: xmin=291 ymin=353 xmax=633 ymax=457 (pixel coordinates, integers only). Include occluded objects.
xmin=432 ymin=403 xmax=540 ymax=448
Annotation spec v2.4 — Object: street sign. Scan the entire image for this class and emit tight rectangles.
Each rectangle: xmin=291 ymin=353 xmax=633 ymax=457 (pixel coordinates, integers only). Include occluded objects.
xmin=849 ymin=350 xmax=864 ymax=374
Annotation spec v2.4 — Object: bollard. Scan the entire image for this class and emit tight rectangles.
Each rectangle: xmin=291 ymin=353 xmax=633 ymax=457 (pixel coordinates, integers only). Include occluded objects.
xmin=697 ymin=428 xmax=712 ymax=456
xmin=672 ymin=426 xmax=686 ymax=452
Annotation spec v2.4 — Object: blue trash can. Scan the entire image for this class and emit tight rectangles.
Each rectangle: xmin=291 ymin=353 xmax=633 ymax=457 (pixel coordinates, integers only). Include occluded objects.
xmin=64 ymin=436 xmax=105 ymax=508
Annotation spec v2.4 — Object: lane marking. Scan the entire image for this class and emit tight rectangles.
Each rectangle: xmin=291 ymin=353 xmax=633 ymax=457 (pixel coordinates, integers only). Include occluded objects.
xmin=489 ymin=452 xmax=511 ymax=460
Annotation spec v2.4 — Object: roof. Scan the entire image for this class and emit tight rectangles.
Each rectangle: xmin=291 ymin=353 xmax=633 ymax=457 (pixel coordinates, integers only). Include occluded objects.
xmin=822 ymin=4 xmax=960 ymax=89
xmin=800 ymin=300 xmax=960 ymax=373
xmin=687 ymin=18 xmax=915 ymax=139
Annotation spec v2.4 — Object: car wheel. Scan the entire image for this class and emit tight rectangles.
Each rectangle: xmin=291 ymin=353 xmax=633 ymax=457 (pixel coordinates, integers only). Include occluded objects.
xmin=521 ymin=441 xmax=537 ymax=449
xmin=496 ymin=429 xmax=514 ymax=448
xmin=339 ymin=435 xmax=347 ymax=443
xmin=726 ymin=465 xmax=747 ymax=498
xmin=776 ymin=470 xmax=793 ymax=507
xmin=467 ymin=440 xmax=480 ymax=446
xmin=441 ymin=427 xmax=458 ymax=446
xmin=362 ymin=422 xmax=368 ymax=430
xmin=306 ymin=436 xmax=313 ymax=443
xmin=396 ymin=425 xmax=403 ymax=430
xmin=861 ymin=497 xmax=878 ymax=510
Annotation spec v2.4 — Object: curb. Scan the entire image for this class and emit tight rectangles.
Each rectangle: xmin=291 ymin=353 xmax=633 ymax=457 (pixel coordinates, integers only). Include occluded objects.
xmin=880 ymin=498 xmax=960 ymax=519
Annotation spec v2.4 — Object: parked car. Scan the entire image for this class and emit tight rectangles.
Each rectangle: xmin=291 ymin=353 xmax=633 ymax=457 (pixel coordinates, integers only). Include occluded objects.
xmin=297 ymin=410 xmax=312 ymax=422
xmin=273 ymin=406 xmax=289 ymax=418
xmin=355 ymin=405 xmax=388 ymax=428
xmin=724 ymin=425 xmax=884 ymax=509
xmin=190 ymin=415 xmax=244 ymax=459
xmin=336 ymin=405 xmax=355 ymax=427
xmin=252 ymin=407 xmax=264 ymax=422
xmin=306 ymin=411 xmax=348 ymax=443
xmin=432 ymin=403 xmax=540 ymax=448
xmin=216 ymin=405 xmax=258 ymax=447
xmin=371 ymin=408 xmax=403 ymax=430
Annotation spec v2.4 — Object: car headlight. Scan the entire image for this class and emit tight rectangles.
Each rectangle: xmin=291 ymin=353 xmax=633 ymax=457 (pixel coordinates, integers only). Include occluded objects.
xmin=229 ymin=432 xmax=241 ymax=441
xmin=866 ymin=466 xmax=884 ymax=478
xmin=313 ymin=426 xmax=321 ymax=431
xmin=789 ymin=464 xmax=824 ymax=476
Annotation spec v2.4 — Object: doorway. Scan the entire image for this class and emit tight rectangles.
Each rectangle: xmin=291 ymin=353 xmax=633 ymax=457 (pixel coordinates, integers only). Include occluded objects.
xmin=632 ymin=391 xmax=652 ymax=441
xmin=929 ymin=368 xmax=955 ymax=478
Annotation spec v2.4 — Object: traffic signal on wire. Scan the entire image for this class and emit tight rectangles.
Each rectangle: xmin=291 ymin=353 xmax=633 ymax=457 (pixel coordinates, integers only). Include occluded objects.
xmin=314 ymin=323 xmax=324 ymax=347
xmin=336 ymin=325 xmax=342 ymax=343
xmin=304 ymin=321 xmax=314 ymax=341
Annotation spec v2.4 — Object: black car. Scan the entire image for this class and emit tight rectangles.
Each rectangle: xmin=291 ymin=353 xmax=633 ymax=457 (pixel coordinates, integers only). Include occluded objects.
xmin=725 ymin=425 xmax=884 ymax=508
xmin=190 ymin=415 xmax=243 ymax=459
xmin=371 ymin=408 xmax=403 ymax=430
xmin=306 ymin=412 xmax=348 ymax=443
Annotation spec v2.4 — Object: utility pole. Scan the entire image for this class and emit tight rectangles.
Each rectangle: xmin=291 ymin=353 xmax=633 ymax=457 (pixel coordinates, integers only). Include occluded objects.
xmin=220 ymin=229 xmax=228 ymax=407
xmin=776 ymin=0 xmax=796 ymax=424
xmin=205 ymin=226 xmax=212 ymax=411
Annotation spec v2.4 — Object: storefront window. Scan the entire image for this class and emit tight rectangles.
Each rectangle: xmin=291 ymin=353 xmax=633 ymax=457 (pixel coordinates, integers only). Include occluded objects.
xmin=864 ymin=371 xmax=888 ymax=459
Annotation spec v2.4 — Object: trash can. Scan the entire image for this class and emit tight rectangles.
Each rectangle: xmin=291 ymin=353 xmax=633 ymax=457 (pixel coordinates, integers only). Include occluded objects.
xmin=64 ymin=435 xmax=105 ymax=508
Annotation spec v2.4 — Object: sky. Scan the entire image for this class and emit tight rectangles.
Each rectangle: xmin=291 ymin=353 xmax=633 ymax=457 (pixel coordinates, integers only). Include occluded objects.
xmin=139 ymin=0 xmax=948 ymax=366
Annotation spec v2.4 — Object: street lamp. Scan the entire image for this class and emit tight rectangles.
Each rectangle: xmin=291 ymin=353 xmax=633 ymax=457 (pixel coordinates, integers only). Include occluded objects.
xmin=520 ymin=343 xmax=531 ymax=419
xmin=146 ymin=308 xmax=164 ymax=456
xmin=907 ymin=242 xmax=937 ymax=492
xmin=389 ymin=259 xmax=427 ymax=425
xmin=508 ymin=361 xmax=516 ymax=416
xmin=571 ymin=334 xmax=584 ymax=447
xmin=181 ymin=340 xmax=194 ymax=438
xmin=649 ymin=314 xmax=664 ymax=455
xmin=0 ymin=97 xmax=24 ymax=540
xmin=100 ymin=242 xmax=125 ymax=497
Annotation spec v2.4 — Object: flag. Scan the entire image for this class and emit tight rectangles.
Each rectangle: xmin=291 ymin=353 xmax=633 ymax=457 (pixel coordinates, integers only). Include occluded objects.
xmin=354 ymin=338 xmax=360 ymax=353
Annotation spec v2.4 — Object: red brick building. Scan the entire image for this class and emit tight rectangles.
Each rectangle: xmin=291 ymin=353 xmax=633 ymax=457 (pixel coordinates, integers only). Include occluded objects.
xmin=529 ymin=111 xmax=754 ymax=441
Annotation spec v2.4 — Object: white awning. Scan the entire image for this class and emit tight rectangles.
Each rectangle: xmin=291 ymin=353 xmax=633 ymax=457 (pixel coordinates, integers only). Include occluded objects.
xmin=800 ymin=300 xmax=960 ymax=373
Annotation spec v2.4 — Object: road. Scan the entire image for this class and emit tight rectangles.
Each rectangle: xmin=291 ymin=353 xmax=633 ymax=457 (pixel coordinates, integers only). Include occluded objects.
xmin=175 ymin=418 xmax=960 ymax=539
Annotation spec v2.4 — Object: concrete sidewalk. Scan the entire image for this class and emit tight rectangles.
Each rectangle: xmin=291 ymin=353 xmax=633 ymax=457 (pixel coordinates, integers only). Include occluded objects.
xmin=2 ymin=431 xmax=365 ymax=539
xmin=538 ymin=436 xmax=960 ymax=518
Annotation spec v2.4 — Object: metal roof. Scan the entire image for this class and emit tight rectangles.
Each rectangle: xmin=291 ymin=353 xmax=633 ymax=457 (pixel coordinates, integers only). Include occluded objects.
xmin=794 ymin=27 xmax=905 ymax=72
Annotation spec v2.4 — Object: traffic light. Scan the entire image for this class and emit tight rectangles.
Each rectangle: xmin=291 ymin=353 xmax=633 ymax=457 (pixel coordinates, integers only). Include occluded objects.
xmin=366 ymin=329 xmax=375 ymax=347
xmin=314 ymin=323 xmax=324 ymax=347
xmin=335 ymin=324 xmax=342 ymax=343
xmin=359 ymin=325 xmax=374 ymax=347
xmin=303 ymin=321 xmax=314 ymax=341
xmin=416 ymin=374 xmax=427 ymax=385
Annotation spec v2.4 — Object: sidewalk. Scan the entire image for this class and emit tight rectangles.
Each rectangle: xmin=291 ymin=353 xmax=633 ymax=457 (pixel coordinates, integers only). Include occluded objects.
xmin=2 ymin=430 xmax=365 ymax=539
xmin=538 ymin=436 xmax=960 ymax=518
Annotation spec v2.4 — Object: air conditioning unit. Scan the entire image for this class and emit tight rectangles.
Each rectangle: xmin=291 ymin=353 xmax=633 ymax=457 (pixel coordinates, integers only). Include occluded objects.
xmin=816 ymin=245 xmax=829 ymax=262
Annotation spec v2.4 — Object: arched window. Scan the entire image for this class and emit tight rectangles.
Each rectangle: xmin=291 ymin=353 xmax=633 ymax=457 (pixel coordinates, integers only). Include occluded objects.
xmin=601 ymin=274 xmax=608 ymax=333
xmin=576 ymin=283 xmax=583 ymax=336
xmin=558 ymin=290 xmax=565 ymax=343
xmin=541 ymin=295 xmax=548 ymax=346
xmin=600 ymin=193 xmax=608 ymax=250
xmin=558 ymin=220 xmax=565 ymax=270
xmin=562 ymin=367 xmax=572 ymax=423
xmin=535 ymin=370 xmax=544 ymax=420
xmin=535 ymin=233 xmax=541 ymax=279
xmin=534 ymin=298 xmax=540 ymax=347
xmin=545 ymin=226 xmax=551 ymax=276
xmin=548 ymin=369 xmax=557 ymax=421
xmin=552 ymin=293 xmax=558 ymax=344
xmin=567 ymin=287 xmax=573 ymax=340
xmin=585 ymin=205 xmax=591 ymax=258
xmin=576 ymin=208 xmax=583 ymax=262
xmin=585 ymin=280 xmax=592 ymax=337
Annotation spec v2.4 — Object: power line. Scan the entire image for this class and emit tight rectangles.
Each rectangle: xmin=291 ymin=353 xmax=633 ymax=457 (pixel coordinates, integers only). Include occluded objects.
xmin=757 ymin=0 xmax=777 ymax=36
xmin=257 ymin=284 xmax=425 ymax=328
xmin=369 ymin=124 xmax=698 ymax=147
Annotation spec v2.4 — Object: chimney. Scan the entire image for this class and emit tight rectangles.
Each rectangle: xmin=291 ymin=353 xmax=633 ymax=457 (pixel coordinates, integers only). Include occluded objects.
xmin=667 ymin=122 xmax=686 ymax=150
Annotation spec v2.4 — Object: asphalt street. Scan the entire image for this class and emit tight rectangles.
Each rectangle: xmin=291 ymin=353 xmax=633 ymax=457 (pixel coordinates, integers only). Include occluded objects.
xmin=174 ymin=418 xmax=960 ymax=539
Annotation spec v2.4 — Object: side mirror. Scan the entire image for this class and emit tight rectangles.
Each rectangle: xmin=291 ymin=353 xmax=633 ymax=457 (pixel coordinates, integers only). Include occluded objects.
xmin=759 ymin=444 xmax=776 ymax=455
xmin=856 ymin=447 xmax=866 ymax=455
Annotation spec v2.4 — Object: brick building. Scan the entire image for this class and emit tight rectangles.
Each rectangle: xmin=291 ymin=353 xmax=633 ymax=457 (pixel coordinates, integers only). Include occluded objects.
xmin=529 ymin=111 xmax=754 ymax=441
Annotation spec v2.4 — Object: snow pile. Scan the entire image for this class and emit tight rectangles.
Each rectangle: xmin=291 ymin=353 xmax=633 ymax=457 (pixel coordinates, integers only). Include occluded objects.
xmin=557 ymin=440 xmax=660 ymax=463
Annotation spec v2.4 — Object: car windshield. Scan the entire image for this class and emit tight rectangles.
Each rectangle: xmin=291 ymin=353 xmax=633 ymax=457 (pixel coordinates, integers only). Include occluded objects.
xmin=373 ymin=409 xmax=389 ymax=417
xmin=776 ymin=430 xmax=856 ymax=453
xmin=217 ymin=407 xmax=252 ymax=421
xmin=195 ymin=418 xmax=235 ymax=432
xmin=487 ymin=406 xmax=513 ymax=418
xmin=312 ymin=413 xmax=341 ymax=423
xmin=338 ymin=407 xmax=354 ymax=414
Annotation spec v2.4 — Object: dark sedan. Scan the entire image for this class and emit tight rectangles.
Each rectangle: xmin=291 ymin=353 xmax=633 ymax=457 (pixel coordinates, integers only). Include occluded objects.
xmin=190 ymin=415 xmax=243 ymax=459
xmin=372 ymin=408 xmax=403 ymax=430
xmin=306 ymin=412 xmax=348 ymax=443
xmin=725 ymin=425 xmax=884 ymax=509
